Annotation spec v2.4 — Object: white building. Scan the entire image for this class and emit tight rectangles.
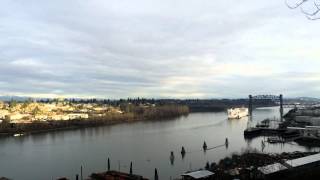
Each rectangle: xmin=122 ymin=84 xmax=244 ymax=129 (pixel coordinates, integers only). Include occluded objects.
xmin=7 ymin=113 xmax=30 ymax=121
xmin=0 ymin=110 xmax=9 ymax=119
xmin=68 ymin=113 xmax=89 ymax=120
xmin=50 ymin=115 xmax=70 ymax=121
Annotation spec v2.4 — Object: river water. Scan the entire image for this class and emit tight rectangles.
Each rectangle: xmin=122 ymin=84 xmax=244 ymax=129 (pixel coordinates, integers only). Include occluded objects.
xmin=0 ymin=107 xmax=319 ymax=180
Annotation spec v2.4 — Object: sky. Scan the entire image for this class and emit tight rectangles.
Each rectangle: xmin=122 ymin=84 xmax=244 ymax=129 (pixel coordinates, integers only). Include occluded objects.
xmin=0 ymin=0 xmax=319 ymax=99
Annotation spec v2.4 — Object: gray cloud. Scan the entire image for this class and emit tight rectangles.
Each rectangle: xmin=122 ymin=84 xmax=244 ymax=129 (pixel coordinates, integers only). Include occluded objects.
xmin=0 ymin=0 xmax=319 ymax=98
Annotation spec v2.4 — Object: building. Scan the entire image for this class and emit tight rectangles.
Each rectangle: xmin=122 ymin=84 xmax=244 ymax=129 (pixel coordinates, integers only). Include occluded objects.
xmin=284 ymin=153 xmax=320 ymax=168
xmin=257 ymin=163 xmax=288 ymax=179
xmin=6 ymin=113 xmax=30 ymax=121
xmin=34 ymin=115 xmax=48 ymax=121
xmin=181 ymin=170 xmax=215 ymax=180
xmin=50 ymin=114 xmax=70 ymax=121
xmin=68 ymin=113 xmax=89 ymax=120
xmin=257 ymin=153 xmax=320 ymax=179
xmin=0 ymin=110 xmax=9 ymax=119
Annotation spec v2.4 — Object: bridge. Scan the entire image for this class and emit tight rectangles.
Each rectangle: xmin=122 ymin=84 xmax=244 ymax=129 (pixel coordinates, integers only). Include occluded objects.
xmin=249 ymin=94 xmax=284 ymax=121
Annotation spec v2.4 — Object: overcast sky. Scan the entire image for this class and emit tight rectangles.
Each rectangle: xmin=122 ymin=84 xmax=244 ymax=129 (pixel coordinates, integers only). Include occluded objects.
xmin=0 ymin=0 xmax=319 ymax=99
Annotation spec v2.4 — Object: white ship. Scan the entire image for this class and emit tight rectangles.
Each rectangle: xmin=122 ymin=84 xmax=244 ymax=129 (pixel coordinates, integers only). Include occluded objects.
xmin=227 ymin=107 xmax=249 ymax=119
xmin=13 ymin=133 xmax=24 ymax=137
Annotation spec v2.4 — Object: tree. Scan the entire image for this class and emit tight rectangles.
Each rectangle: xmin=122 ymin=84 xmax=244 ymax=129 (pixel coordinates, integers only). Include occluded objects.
xmin=9 ymin=100 xmax=17 ymax=108
xmin=286 ymin=0 xmax=320 ymax=20
xmin=32 ymin=106 xmax=41 ymax=116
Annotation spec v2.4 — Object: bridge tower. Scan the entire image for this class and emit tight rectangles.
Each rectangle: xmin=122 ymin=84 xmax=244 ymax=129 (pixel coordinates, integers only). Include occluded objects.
xmin=248 ymin=95 xmax=253 ymax=117
xmin=248 ymin=94 xmax=284 ymax=122
xmin=280 ymin=94 xmax=283 ymax=122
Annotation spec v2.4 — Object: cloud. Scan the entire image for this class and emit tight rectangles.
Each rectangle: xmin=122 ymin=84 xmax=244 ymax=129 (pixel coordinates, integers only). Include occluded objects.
xmin=10 ymin=58 xmax=45 ymax=67
xmin=0 ymin=0 xmax=319 ymax=98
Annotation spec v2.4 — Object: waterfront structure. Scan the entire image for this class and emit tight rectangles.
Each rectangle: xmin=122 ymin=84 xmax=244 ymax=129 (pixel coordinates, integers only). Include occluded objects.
xmin=89 ymin=170 xmax=148 ymax=180
xmin=293 ymin=115 xmax=320 ymax=126
xmin=287 ymin=126 xmax=320 ymax=140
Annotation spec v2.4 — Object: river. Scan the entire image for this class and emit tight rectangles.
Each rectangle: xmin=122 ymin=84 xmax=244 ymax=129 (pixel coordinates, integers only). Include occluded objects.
xmin=0 ymin=107 xmax=319 ymax=179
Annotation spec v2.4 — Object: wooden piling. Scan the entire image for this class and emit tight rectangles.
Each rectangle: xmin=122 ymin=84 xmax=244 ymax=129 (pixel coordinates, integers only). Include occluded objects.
xmin=154 ymin=168 xmax=159 ymax=180
xmin=130 ymin=162 xmax=133 ymax=175
xmin=181 ymin=146 xmax=186 ymax=155
xmin=203 ymin=141 xmax=207 ymax=151
xmin=80 ymin=166 xmax=83 ymax=180
xmin=107 ymin=158 xmax=110 ymax=171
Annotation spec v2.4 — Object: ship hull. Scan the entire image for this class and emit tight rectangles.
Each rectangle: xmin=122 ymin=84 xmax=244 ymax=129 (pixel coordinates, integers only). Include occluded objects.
xmin=227 ymin=108 xmax=249 ymax=119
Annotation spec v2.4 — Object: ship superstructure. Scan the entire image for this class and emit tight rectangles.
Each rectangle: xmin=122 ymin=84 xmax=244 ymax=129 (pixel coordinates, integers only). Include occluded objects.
xmin=227 ymin=107 xmax=249 ymax=119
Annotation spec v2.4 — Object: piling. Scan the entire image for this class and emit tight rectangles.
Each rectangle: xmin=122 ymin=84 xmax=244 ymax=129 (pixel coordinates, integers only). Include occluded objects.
xmin=76 ymin=174 xmax=79 ymax=180
xmin=80 ymin=166 xmax=83 ymax=180
xmin=203 ymin=141 xmax=207 ymax=151
xmin=154 ymin=168 xmax=159 ymax=180
xmin=181 ymin=146 xmax=186 ymax=155
xmin=225 ymin=138 xmax=229 ymax=146
xmin=170 ymin=151 xmax=175 ymax=165
xmin=205 ymin=161 xmax=210 ymax=170
xmin=107 ymin=158 xmax=110 ymax=171
xmin=170 ymin=151 xmax=175 ymax=159
xmin=130 ymin=162 xmax=133 ymax=175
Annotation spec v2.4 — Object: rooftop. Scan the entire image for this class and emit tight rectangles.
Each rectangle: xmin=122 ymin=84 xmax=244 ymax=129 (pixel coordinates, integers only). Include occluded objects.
xmin=258 ymin=163 xmax=288 ymax=175
xmin=182 ymin=170 xmax=214 ymax=179
xmin=285 ymin=153 xmax=320 ymax=168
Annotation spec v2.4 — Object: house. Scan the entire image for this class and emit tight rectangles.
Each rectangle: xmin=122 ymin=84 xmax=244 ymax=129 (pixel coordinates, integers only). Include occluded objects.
xmin=0 ymin=110 xmax=9 ymax=119
xmin=34 ymin=115 xmax=48 ymax=121
xmin=50 ymin=114 xmax=70 ymax=121
xmin=68 ymin=113 xmax=89 ymax=120
xmin=6 ymin=113 xmax=30 ymax=121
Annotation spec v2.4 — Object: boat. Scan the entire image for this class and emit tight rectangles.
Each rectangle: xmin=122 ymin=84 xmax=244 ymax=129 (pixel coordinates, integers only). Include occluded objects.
xmin=227 ymin=107 xmax=249 ymax=119
xmin=256 ymin=119 xmax=270 ymax=128
xmin=13 ymin=133 xmax=24 ymax=137
xmin=244 ymin=127 xmax=262 ymax=137
xmin=267 ymin=137 xmax=285 ymax=143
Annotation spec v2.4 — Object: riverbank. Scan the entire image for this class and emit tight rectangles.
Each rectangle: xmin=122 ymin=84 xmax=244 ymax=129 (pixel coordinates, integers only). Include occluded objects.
xmin=0 ymin=105 xmax=189 ymax=137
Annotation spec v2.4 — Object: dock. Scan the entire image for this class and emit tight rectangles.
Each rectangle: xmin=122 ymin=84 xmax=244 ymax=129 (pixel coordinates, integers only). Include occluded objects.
xmin=89 ymin=171 xmax=149 ymax=180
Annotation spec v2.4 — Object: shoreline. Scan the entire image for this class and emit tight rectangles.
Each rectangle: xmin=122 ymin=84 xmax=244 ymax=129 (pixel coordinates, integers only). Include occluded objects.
xmin=0 ymin=111 xmax=189 ymax=137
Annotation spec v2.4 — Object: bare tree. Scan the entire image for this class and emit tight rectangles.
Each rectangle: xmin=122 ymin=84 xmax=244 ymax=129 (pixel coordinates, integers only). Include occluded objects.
xmin=286 ymin=0 xmax=320 ymax=20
